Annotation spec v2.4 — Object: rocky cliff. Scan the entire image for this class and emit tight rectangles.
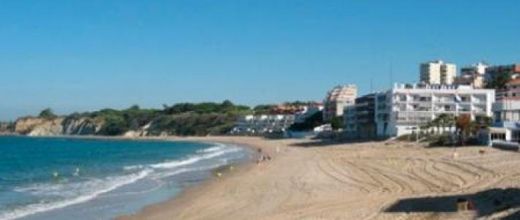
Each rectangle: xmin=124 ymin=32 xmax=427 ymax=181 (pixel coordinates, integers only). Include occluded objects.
xmin=14 ymin=117 xmax=105 ymax=136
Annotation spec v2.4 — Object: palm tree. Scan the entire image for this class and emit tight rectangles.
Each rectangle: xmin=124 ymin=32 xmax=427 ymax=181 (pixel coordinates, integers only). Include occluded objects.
xmin=439 ymin=114 xmax=456 ymax=134
xmin=430 ymin=114 xmax=455 ymax=134
xmin=470 ymin=116 xmax=493 ymax=136
xmin=456 ymin=114 xmax=472 ymax=145
xmin=430 ymin=117 xmax=441 ymax=134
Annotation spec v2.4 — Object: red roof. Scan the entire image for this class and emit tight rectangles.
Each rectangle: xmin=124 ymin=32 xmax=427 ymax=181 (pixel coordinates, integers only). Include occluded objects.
xmin=508 ymin=78 xmax=520 ymax=86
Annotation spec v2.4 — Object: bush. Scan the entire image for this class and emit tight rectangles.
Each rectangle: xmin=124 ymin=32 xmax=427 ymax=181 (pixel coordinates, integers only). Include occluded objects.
xmin=428 ymin=134 xmax=456 ymax=147
xmin=330 ymin=116 xmax=344 ymax=130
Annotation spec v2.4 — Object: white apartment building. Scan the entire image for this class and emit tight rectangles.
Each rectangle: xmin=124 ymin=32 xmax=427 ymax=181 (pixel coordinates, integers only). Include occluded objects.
xmin=420 ymin=60 xmax=457 ymax=85
xmin=323 ymin=84 xmax=357 ymax=121
xmin=375 ymin=83 xmax=495 ymax=137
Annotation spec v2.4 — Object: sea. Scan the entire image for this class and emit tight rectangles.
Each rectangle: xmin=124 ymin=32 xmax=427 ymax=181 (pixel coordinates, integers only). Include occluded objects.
xmin=0 ymin=136 xmax=251 ymax=220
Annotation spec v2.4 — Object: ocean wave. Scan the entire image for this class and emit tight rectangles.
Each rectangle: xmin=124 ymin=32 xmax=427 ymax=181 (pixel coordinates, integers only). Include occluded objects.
xmin=3 ymin=169 xmax=152 ymax=220
xmin=3 ymin=143 xmax=246 ymax=220
xmin=123 ymin=164 xmax=145 ymax=171
xmin=122 ymin=144 xmax=240 ymax=172
xmin=154 ymin=158 xmax=230 ymax=179
xmin=196 ymin=143 xmax=226 ymax=153
xmin=150 ymin=147 xmax=240 ymax=169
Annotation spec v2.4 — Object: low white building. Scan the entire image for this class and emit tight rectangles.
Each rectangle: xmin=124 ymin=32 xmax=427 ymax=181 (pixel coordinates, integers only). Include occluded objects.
xmin=230 ymin=114 xmax=295 ymax=135
xmin=375 ymin=83 xmax=495 ymax=137
xmin=490 ymin=102 xmax=520 ymax=145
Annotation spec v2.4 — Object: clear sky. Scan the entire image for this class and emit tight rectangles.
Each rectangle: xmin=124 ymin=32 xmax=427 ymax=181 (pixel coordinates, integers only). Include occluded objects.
xmin=1 ymin=0 xmax=519 ymax=120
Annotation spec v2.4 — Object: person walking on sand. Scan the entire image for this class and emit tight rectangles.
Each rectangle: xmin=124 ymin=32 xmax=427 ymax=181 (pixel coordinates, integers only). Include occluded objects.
xmin=256 ymin=148 xmax=264 ymax=164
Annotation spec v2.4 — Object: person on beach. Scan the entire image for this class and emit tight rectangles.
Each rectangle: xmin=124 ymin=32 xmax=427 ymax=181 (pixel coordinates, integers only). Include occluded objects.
xmin=257 ymin=148 xmax=264 ymax=164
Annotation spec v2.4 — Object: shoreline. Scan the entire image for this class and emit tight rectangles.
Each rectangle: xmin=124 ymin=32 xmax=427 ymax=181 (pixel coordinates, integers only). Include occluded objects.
xmin=7 ymin=135 xmax=520 ymax=219
xmin=118 ymin=136 xmax=302 ymax=220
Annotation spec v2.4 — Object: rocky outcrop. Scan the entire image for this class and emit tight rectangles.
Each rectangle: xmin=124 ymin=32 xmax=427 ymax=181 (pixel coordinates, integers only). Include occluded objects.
xmin=62 ymin=117 xmax=104 ymax=135
xmin=13 ymin=115 xmax=164 ymax=137
xmin=123 ymin=122 xmax=151 ymax=138
xmin=27 ymin=118 xmax=64 ymax=136
xmin=14 ymin=117 xmax=104 ymax=136
xmin=14 ymin=117 xmax=51 ymax=135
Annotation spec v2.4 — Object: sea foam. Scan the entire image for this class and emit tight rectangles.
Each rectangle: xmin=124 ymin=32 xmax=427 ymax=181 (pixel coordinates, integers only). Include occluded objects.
xmin=2 ymin=169 xmax=152 ymax=220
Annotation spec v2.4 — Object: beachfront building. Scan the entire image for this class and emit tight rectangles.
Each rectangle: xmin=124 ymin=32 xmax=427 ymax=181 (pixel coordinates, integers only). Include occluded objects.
xmin=454 ymin=62 xmax=488 ymax=88
xmin=420 ymin=60 xmax=457 ymax=85
xmin=343 ymin=93 xmax=377 ymax=139
xmin=374 ymin=83 xmax=495 ymax=138
xmin=230 ymin=114 xmax=295 ymax=135
xmin=323 ymin=85 xmax=357 ymax=121
xmin=490 ymin=79 xmax=520 ymax=146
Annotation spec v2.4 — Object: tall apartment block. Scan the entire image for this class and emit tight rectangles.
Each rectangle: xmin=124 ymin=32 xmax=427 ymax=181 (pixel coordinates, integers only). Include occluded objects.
xmin=323 ymin=85 xmax=357 ymax=121
xmin=420 ymin=60 xmax=457 ymax=85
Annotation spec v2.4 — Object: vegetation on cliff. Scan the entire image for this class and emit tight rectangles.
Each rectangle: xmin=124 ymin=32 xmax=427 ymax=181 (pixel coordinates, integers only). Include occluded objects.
xmin=39 ymin=108 xmax=58 ymax=119
xmin=38 ymin=101 xmax=253 ymax=136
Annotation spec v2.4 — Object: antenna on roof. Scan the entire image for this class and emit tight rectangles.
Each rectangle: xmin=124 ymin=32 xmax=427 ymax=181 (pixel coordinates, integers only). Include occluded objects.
xmin=390 ymin=61 xmax=394 ymax=88
xmin=370 ymin=77 xmax=374 ymax=93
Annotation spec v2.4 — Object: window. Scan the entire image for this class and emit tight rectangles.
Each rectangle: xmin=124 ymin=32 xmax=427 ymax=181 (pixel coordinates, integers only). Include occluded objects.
xmin=491 ymin=133 xmax=506 ymax=140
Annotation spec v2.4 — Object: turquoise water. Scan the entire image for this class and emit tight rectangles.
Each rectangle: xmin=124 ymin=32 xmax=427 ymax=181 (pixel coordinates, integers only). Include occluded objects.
xmin=0 ymin=136 xmax=250 ymax=220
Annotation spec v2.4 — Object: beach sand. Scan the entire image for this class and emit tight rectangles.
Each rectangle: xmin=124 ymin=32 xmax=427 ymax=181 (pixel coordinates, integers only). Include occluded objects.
xmin=119 ymin=136 xmax=520 ymax=220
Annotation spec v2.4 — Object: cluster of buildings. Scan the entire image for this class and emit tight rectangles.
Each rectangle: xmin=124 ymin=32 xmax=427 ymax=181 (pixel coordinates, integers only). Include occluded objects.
xmin=232 ymin=59 xmax=520 ymax=146
xmin=324 ymin=60 xmax=520 ymax=146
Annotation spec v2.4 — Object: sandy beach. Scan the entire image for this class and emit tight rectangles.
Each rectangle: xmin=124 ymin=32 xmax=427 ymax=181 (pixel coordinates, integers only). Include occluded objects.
xmin=119 ymin=136 xmax=520 ymax=220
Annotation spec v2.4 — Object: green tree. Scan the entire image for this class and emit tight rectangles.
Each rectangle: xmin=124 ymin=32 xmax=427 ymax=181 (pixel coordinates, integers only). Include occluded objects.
xmin=486 ymin=71 xmax=511 ymax=89
xmin=430 ymin=117 xmax=441 ymax=134
xmin=39 ymin=108 xmax=57 ymax=119
xmin=437 ymin=113 xmax=455 ymax=133
xmin=330 ymin=116 xmax=344 ymax=130
xmin=253 ymin=104 xmax=275 ymax=114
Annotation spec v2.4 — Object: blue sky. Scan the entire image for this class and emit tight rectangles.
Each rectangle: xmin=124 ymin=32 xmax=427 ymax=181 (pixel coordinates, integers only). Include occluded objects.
xmin=1 ymin=0 xmax=519 ymax=120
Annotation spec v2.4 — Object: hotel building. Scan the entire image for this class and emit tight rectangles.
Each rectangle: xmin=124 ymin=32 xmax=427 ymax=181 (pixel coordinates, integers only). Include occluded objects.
xmin=345 ymin=83 xmax=495 ymax=138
